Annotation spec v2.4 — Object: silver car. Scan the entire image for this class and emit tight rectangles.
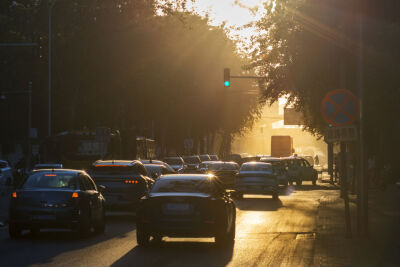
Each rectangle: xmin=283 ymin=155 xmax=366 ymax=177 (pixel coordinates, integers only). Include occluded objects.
xmin=235 ymin=162 xmax=279 ymax=200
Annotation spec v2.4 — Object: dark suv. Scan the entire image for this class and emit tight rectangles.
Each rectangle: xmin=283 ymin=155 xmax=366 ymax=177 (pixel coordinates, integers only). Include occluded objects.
xmin=89 ymin=160 xmax=154 ymax=212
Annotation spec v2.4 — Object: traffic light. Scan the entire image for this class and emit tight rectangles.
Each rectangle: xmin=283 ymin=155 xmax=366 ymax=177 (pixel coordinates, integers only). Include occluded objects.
xmin=224 ymin=68 xmax=230 ymax=87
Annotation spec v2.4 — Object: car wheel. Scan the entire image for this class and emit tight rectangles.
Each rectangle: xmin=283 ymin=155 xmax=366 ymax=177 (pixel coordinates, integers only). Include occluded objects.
xmin=227 ymin=214 xmax=236 ymax=243
xmin=272 ymin=192 xmax=279 ymax=200
xmin=289 ymin=180 xmax=294 ymax=185
xmin=9 ymin=223 xmax=22 ymax=239
xmin=296 ymin=179 xmax=302 ymax=186
xmin=94 ymin=208 xmax=106 ymax=234
xmin=136 ymin=225 xmax=150 ymax=247
xmin=312 ymin=179 xmax=317 ymax=186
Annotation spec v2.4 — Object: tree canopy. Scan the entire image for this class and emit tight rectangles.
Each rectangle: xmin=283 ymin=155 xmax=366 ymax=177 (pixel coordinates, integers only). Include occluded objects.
xmin=248 ymin=0 xmax=400 ymax=163
xmin=0 ymin=0 xmax=262 ymax=157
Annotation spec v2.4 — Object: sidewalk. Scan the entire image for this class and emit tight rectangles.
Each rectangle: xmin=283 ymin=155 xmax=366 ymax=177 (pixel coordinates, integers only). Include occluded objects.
xmin=314 ymin=176 xmax=400 ymax=266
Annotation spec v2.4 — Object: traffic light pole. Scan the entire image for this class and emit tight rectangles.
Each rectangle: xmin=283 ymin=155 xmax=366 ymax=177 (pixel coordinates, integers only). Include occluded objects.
xmin=230 ymin=75 xmax=265 ymax=79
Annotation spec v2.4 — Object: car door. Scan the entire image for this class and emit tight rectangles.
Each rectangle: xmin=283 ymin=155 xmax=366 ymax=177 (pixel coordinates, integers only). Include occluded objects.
xmin=213 ymin=180 xmax=233 ymax=231
xmin=83 ymin=175 xmax=103 ymax=221
xmin=300 ymin=159 xmax=315 ymax=180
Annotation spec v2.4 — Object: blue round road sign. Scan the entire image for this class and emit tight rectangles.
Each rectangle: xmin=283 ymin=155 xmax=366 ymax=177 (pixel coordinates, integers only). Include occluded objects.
xmin=321 ymin=89 xmax=359 ymax=126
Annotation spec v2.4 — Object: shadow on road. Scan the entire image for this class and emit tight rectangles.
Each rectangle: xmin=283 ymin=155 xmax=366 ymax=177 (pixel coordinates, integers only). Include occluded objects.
xmin=112 ymin=240 xmax=234 ymax=267
xmin=235 ymin=197 xmax=283 ymax=211
xmin=293 ymin=184 xmax=337 ymax=191
xmin=0 ymin=216 xmax=137 ymax=266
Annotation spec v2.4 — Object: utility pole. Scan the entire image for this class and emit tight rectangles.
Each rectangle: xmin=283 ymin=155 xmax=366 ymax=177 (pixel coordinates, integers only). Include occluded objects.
xmin=357 ymin=13 xmax=368 ymax=237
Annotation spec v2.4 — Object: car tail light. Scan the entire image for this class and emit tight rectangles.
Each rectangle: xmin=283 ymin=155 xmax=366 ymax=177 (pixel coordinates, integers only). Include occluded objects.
xmin=124 ymin=180 xmax=139 ymax=184
xmin=12 ymin=192 xmax=17 ymax=198
xmin=72 ymin=192 xmax=79 ymax=198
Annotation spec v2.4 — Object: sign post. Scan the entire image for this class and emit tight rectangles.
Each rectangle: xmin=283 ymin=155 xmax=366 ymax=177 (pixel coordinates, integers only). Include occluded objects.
xmin=322 ymin=89 xmax=359 ymax=238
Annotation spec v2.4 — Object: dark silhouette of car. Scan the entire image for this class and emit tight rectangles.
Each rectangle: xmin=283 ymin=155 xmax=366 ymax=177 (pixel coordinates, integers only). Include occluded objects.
xmin=9 ymin=169 xmax=106 ymax=238
xmin=136 ymin=174 xmax=236 ymax=246
xmin=89 ymin=160 xmax=154 ymax=212
xmin=182 ymin=156 xmax=202 ymax=172
xmin=207 ymin=162 xmax=239 ymax=189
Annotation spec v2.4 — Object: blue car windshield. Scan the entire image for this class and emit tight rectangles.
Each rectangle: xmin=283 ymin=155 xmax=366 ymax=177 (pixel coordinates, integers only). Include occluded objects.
xmin=23 ymin=172 xmax=77 ymax=189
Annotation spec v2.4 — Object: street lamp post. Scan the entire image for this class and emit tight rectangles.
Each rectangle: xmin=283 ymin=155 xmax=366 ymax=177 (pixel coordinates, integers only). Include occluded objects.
xmin=48 ymin=0 xmax=58 ymax=137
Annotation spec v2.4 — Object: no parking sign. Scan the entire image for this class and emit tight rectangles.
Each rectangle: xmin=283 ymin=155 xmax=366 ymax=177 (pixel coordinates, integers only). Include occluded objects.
xmin=321 ymin=89 xmax=359 ymax=126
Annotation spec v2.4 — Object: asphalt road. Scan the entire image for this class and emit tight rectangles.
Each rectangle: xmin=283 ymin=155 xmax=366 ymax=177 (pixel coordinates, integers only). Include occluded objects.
xmin=0 ymin=182 xmax=336 ymax=267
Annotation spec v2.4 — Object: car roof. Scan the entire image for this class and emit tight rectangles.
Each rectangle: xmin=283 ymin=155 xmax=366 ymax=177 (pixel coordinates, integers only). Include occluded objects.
xmin=93 ymin=160 xmax=141 ymax=166
xmin=260 ymin=157 xmax=281 ymax=161
xmin=30 ymin=169 xmax=85 ymax=174
xmin=144 ymin=164 xmax=164 ymax=169
xmin=34 ymin=163 xmax=63 ymax=167
xmin=157 ymin=174 xmax=213 ymax=180
xmin=241 ymin=161 xmax=272 ymax=166
xmin=164 ymin=157 xmax=182 ymax=159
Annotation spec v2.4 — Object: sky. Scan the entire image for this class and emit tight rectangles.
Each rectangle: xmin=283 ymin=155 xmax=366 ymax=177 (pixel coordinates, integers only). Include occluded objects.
xmin=186 ymin=0 xmax=267 ymax=47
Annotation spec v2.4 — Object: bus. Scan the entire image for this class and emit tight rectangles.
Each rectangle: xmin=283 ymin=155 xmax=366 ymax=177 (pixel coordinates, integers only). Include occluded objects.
xmin=41 ymin=128 xmax=122 ymax=170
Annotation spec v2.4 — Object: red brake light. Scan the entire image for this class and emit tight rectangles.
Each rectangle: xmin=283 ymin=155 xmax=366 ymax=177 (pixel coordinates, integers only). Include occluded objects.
xmin=45 ymin=174 xmax=57 ymax=176
xmin=124 ymin=180 xmax=139 ymax=184
xmin=12 ymin=192 xmax=17 ymax=198
xmin=72 ymin=192 xmax=79 ymax=198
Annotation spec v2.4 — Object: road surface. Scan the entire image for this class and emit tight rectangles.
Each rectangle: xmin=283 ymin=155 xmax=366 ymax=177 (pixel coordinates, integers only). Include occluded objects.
xmin=0 ymin=183 xmax=337 ymax=267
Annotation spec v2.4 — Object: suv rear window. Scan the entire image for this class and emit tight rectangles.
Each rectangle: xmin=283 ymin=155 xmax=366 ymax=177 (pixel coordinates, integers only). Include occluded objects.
xmin=23 ymin=172 xmax=77 ymax=189
xmin=240 ymin=164 xmax=272 ymax=172
xmin=151 ymin=178 xmax=211 ymax=194
xmin=183 ymin=157 xmax=200 ymax=164
xmin=91 ymin=165 xmax=142 ymax=174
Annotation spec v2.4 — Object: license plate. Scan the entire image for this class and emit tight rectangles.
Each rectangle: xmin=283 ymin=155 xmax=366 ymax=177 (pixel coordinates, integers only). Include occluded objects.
xmin=31 ymin=215 xmax=56 ymax=221
xmin=164 ymin=203 xmax=190 ymax=212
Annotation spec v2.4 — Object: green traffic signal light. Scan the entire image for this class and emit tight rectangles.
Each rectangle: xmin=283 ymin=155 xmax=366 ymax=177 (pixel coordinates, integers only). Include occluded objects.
xmin=224 ymin=68 xmax=230 ymax=87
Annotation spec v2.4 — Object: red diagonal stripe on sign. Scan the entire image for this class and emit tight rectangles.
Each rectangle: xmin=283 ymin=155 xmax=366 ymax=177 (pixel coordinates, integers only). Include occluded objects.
xmin=327 ymin=96 xmax=352 ymax=123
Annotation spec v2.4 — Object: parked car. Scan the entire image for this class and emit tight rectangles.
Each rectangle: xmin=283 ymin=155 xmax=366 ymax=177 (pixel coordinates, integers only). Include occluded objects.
xmin=32 ymin=163 xmax=63 ymax=170
xmin=9 ymin=169 xmax=106 ymax=238
xmin=144 ymin=164 xmax=175 ymax=180
xmin=0 ymin=160 xmax=13 ymax=189
xmin=207 ymin=161 xmax=239 ymax=189
xmin=199 ymin=154 xmax=211 ymax=162
xmin=209 ymin=155 xmax=219 ymax=161
xmin=182 ymin=156 xmax=201 ymax=172
xmin=283 ymin=157 xmax=318 ymax=186
xmin=89 ymin=160 xmax=154 ymax=212
xmin=197 ymin=161 xmax=219 ymax=173
xmin=235 ymin=162 xmax=279 ymax=199
xmin=163 ymin=157 xmax=187 ymax=173
xmin=136 ymin=174 xmax=236 ymax=246
xmin=260 ymin=157 xmax=289 ymax=186
xmin=140 ymin=160 xmax=176 ymax=174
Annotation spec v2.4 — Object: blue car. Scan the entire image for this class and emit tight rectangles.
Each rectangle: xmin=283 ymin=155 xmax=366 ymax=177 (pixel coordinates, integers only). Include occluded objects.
xmin=234 ymin=162 xmax=279 ymax=200
xmin=9 ymin=169 xmax=106 ymax=238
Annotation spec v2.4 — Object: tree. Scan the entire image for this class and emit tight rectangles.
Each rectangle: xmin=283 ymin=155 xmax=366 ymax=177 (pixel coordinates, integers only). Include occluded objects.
xmin=249 ymin=0 xmax=400 ymax=165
